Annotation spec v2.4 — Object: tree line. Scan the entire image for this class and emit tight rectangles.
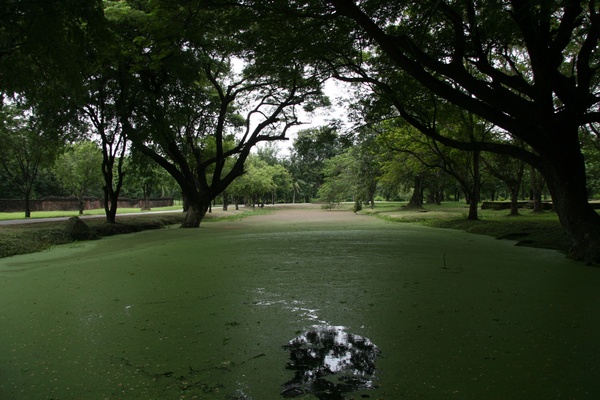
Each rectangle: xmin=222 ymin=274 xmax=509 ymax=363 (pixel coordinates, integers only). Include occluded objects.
xmin=0 ymin=1 xmax=598 ymax=262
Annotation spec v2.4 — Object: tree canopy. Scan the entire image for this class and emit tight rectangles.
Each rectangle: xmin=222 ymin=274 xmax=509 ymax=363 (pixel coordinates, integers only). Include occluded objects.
xmin=271 ymin=0 xmax=600 ymax=261
xmin=1 ymin=0 xmax=600 ymax=261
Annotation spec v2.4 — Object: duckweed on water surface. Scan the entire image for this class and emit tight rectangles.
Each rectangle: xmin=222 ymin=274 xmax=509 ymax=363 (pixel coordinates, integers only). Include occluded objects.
xmin=1 ymin=207 xmax=600 ymax=399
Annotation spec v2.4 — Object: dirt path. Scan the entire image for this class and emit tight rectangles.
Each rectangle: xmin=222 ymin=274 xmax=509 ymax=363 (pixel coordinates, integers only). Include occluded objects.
xmin=245 ymin=204 xmax=370 ymax=224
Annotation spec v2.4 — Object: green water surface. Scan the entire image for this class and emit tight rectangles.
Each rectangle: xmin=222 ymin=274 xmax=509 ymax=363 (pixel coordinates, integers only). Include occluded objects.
xmin=1 ymin=210 xmax=599 ymax=399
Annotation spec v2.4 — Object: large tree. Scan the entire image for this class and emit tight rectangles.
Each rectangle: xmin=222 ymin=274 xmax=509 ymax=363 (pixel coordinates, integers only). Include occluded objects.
xmin=107 ymin=0 xmax=327 ymax=227
xmin=272 ymin=0 xmax=600 ymax=262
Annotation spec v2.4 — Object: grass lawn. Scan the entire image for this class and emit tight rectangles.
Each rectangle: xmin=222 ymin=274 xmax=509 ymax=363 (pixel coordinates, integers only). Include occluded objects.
xmin=0 ymin=206 xmax=270 ymax=258
xmin=360 ymin=201 xmax=572 ymax=254
xmin=0 ymin=205 xmax=184 ymax=221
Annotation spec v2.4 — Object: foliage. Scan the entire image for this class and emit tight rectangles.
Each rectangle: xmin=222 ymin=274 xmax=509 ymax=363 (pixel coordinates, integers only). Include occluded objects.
xmin=0 ymin=1 xmax=105 ymax=131
xmin=581 ymin=128 xmax=600 ymax=198
xmin=124 ymin=151 xmax=179 ymax=202
xmin=0 ymin=103 xmax=63 ymax=216
xmin=228 ymin=156 xmax=292 ymax=204
xmin=317 ymin=0 xmax=600 ymax=260
xmin=54 ymin=141 xmax=104 ymax=213
xmin=289 ymin=126 xmax=351 ymax=201
xmin=317 ymin=152 xmax=356 ymax=207
xmin=101 ymin=0 xmax=328 ymax=226
xmin=316 ymin=130 xmax=382 ymax=209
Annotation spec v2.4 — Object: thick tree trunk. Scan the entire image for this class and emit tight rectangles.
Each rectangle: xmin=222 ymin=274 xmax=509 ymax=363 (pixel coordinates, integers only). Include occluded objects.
xmin=104 ymin=186 xmax=118 ymax=224
xmin=543 ymin=140 xmax=600 ymax=263
xmin=509 ymin=187 xmax=520 ymax=216
xmin=548 ymin=180 xmax=600 ymax=263
xmin=530 ymin=167 xmax=545 ymax=214
xmin=467 ymin=198 xmax=478 ymax=220
xmin=181 ymin=200 xmax=209 ymax=228
xmin=223 ymin=191 xmax=228 ymax=211
xmin=407 ymin=175 xmax=424 ymax=208
xmin=141 ymin=184 xmax=151 ymax=211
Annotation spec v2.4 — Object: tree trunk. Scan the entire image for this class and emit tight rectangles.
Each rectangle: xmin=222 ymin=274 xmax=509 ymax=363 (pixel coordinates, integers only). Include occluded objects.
xmin=181 ymin=200 xmax=209 ymax=228
xmin=101 ymin=153 xmax=124 ymax=224
xmin=24 ymin=190 xmax=31 ymax=218
xmin=530 ymin=167 xmax=545 ymax=214
xmin=542 ymin=137 xmax=600 ymax=263
xmin=407 ymin=175 xmax=424 ymax=208
xmin=104 ymin=185 xmax=118 ymax=224
xmin=223 ymin=191 xmax=228 ymax=211
xmin=508 ymin=187 xmax=520 ymax=216
xmin=466 ymin=150 xmax=481 ymax=221
xmin=141 ymin=183 xmax=151 ymax=211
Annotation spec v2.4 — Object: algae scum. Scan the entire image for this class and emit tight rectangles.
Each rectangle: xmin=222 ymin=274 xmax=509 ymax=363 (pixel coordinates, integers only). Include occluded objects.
xmin=1 ymin=209 xmax=600 ymax=399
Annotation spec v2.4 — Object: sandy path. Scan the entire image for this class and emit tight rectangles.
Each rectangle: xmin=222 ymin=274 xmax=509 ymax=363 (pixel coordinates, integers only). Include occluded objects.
xmin=239 ymin=204 xmax=375 ymax=225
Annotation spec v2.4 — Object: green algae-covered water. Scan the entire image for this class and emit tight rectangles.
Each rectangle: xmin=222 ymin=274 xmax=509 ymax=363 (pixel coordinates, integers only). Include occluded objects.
xmin=1 ymin=208 xmax=600 ymax=399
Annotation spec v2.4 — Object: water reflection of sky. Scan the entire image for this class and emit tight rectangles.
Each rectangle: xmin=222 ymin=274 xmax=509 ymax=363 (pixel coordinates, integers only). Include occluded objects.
xmin=251 ymin=288 xmax=380 ymax=399
xmin=282 ymin=325 xmax=379 ymax=399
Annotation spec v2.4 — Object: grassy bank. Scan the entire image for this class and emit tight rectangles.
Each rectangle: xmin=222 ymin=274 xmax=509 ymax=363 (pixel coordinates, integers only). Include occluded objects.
xmin=0 ymin=207 xmax=270 ymax=259
xmin=360 ymin=201 xmax=572 ymax=254
xmin=0 ymin=205 xmax=184 ymax=220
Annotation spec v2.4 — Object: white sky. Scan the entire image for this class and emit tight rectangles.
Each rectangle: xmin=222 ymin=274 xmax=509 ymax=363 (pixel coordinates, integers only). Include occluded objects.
xmin=267 ymin=78 xmax=354 ymax=157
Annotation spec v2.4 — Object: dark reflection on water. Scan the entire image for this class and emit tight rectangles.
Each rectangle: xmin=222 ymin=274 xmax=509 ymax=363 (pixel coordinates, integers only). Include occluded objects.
xmin=281 ymin=325 xmax=380 ymax=399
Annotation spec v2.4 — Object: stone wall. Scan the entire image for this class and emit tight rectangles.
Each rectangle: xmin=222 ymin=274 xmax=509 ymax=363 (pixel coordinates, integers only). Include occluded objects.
xmin=0 ymin=197 xmax=174 ymax=213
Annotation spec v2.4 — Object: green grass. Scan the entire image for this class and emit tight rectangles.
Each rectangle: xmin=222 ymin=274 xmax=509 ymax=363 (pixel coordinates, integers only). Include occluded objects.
xmin=0 ymin=205 xmax=183 ymax=220
xmin=0 ymin=207 xmax=271 ymax=259
xmin=362 ymin=201 xmax=572 ymax=253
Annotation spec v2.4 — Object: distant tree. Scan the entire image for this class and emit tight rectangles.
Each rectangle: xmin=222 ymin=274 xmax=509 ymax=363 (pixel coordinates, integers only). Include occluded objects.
xmin=124 ymin=151 xmax=178 ymax=210
xmin=378 ymin=115 xmax=488 ymax=219
xmin=256 ymin=143 xmax=283 ymax=166
xmin=269 ymin=164 xmax=294 ymax=204
xmin=483 ymin=150 xmax=526 ymax=216
xmin=54 ymin=141 xmax=103 ymax=214
xmin=351 ymin=130 xmax=383 ymax=209
xmin=0 ymin=103 xmax=62 ymax=217
xmin=229 ymin=157 xmax=277 ymax=208
xmin=317 ymin=152 xmax=356 ymax=208
xmin=289 ymin=126 xmax=351 ymax=202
